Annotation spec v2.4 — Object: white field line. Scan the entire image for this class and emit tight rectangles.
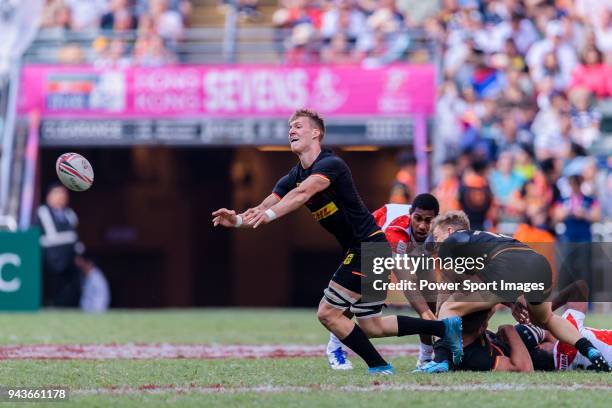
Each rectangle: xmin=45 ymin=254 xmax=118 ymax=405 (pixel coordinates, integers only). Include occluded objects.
xmin=0 ymin=344 xmax=419 ymax=360
xmin=73 ymin=383 xmax=612 ymax=396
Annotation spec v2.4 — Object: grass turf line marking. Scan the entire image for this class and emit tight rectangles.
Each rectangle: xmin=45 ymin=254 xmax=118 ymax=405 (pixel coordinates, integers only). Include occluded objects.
xmin=0 ymin=344 xmax=419 ymax=360
xmin=74 ymin=383 xmax=612 ymax=395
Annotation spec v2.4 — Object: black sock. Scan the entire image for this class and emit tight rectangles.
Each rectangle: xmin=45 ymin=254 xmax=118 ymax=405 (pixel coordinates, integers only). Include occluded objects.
xmin=575 ymin=337 xmax=595 ymax=357
xmin=340 ymin=325 xmax=387 ymax=368
xmin=396 ymin=316 xmax=445 ymax=338
xmin=433 ymin=340 xmax=452 ymax=363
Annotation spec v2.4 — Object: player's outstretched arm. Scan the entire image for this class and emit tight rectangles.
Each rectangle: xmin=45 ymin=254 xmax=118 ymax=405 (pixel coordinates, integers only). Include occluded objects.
xmin=494 ymin=325 xmax=534 ymax=372
xmin=247 ymin=175 xmax=330 ymax=228
xmin=242 ymin=194 xmax=281 ymax=219
xmin=212 ymin=208 xmax=240 ymax=228
xmin=213 ymin=195 xmax=281 ymax=229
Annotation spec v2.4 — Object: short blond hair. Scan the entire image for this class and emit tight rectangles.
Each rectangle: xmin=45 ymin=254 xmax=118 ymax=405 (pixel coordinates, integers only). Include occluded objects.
xmin=432 ymin=210 xmax=470 ymax=232
xmin=289 ymin=108 xmax=325 ymax=140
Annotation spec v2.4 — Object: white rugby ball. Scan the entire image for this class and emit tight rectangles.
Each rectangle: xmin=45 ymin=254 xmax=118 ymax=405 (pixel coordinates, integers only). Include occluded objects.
xmin=56 ymin=153 xmax=94 ymax=192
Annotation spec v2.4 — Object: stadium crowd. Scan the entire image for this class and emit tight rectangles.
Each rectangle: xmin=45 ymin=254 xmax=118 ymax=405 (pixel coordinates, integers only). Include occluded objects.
xmin=362 ymin=0 xmax=612 ymax=244
xmin=429 ymin=0 xmax=612 ymax=244
xmin=39 ymin=0 xmax=193 ymax=65
xmin=38 ymin=0 xmax=612 ymax=240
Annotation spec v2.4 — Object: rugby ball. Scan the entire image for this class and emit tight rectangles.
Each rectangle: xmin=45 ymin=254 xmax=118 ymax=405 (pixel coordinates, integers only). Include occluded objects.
xmin=56 ymin=153 xmax=94 ymax=192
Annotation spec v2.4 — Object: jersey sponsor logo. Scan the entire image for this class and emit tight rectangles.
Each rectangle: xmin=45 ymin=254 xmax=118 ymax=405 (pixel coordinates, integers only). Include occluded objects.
xmin=556 ymin=341 xmax=577 ymax=370
xmin=312 ymin=202 xmax=338 ymax=221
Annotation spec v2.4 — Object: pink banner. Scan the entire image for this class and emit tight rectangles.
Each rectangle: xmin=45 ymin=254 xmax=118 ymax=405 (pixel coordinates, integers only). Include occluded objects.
xmin=19 ymin=65 xmax=435 ymax=118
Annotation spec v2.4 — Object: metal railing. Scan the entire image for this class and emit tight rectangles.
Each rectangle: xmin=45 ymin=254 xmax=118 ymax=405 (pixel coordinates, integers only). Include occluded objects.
xmin=23 ymin=26 xmax=437 ymax=65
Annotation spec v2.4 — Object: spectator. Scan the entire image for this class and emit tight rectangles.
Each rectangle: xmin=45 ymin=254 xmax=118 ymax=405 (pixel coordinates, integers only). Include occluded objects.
xmin=136 ymin=0 xmax=192 ymax=22
xmin=458 ymin=159 xmax=493 ymax=230
xmin=285 ymin=22 xmax=319 ymax=64
xmin=101 ymin=0 xmax=138 ymax=31
xmin=94 ymin=38 xmax=132 ymax=68
xmin=532 ymin=91 xmax=571 ymax=159
xmin=569 ymin=87 xmax=601 ymax=148
xmin=34 ymin=183 xmax=81 ymax=307
xmin=137 ymin=13 xmax=158 ymax=37
xmin=570 ymin=45 xmax=608 ymax=98
xmin=40 ymin=0 xmax=68 ymax=28
xmin=489 ymin=150 xmax=524 ymax=207
xmin=64 ymin=0 xmax=108 ymax=30
xmin=320 ymin=0 xmax=365 ymax=42
xmin=597 ymin=156 xmax=612 ymax=220
xmin=593 ymin=7 xmax=612 ymax=53
xmin=553 ymin=174 xmax=601 ymax=298
xmin=355 ymin=1 xmax=408 ymax=66
xmin=75 ymin=254 xmax=110 ymax=313
xmin=513 ymin=143 xmax=537 ymax=182
xmin=47 ymin=3 xmax=73 ymax=31
xmin=320 ymin=32 xmax=357 ymax=64
xmin=496 ymin=12 xmax=539 ymax=55
xmin=150 ymin=0 xmax=185 ymax=41
xmin=389 ymin=151 xmax=416 ymax=205
xmin=133 ymin=33 xmax=177 ymax=65
xmin=277 ymin=0 xmax=323 ymax=30
xmin=526 ymin=20 xmax=578 ymax=89
xmin=554 ymin=174 xmax=601 ymax=242
xmin=513 ymin=206 xmax=556 ymax=271
xmin=433 ymin=157 xmax=460 ymax=214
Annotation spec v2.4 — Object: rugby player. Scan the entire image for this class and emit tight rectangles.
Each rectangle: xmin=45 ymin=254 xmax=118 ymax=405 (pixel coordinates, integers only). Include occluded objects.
xmin=419 ymin=210 xmax=610 ymax=372
xmin=512 ymin=281 xmax=612 ymax=371
xmin=446 ymin=282 xmax=611 ymax=372
xmin=212 ymin=109 xmax=462 ymax=374
xmin=326 ymin=194 xmax=440 ymax=370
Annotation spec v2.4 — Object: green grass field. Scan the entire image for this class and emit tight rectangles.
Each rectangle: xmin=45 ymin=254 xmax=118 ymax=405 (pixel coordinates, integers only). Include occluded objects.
xmin=0 ymin=309 xmax=610 ymax=407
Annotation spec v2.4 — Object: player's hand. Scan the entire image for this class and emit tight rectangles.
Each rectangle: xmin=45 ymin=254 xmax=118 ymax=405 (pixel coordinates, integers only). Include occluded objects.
xmin=247 ymin=208 xmax=270 ymax=229
xmin=511 ymin=299 xmax=530 ymax=324
xmin=242 ymin=207 xmax=260 ymax=223
xmin=212 ymin=208 xmax=238 ymax=228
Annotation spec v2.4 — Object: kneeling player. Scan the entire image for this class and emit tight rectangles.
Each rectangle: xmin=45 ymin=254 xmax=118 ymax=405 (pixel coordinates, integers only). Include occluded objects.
xmin=423 ymin=210 xmax=610 ymax=372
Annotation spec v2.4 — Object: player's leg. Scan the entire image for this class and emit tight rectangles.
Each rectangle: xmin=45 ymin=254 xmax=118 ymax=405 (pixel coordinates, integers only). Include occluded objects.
xmin=320 ymin=247 xmax=393 ymax=373
xmin=527 ymin=302 xmax=611 ymax=372
xmin=318 ymin=283 xmax=392 ymax=373
xmin=326 ymin=309 xmax=354 ymax=370
xmin=523 ymin=250 xmax=611 ymax=371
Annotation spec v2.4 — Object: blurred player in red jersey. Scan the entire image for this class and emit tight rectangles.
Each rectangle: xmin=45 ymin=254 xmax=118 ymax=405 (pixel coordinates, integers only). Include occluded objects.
xmin=326 ymin=194 xmax=440 ymax=370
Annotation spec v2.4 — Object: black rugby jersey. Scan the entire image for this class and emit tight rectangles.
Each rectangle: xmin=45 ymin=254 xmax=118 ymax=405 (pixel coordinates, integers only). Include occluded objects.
xmin=455 ymin=331 xmax=510 ymax=371
xmin=272 ymin=149 xmax=379 ymax=250
xmin=438 ymin=229 xmax=528 ymax=264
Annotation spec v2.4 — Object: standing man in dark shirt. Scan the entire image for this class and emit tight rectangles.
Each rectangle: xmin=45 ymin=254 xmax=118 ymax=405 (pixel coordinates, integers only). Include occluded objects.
xmin=34 ymin=183 xmax=81 ymax=307
xmin=422 ymin=210 xmax=610 ymax=373
xmin=212 ymin=109 xmax=462 ymax=374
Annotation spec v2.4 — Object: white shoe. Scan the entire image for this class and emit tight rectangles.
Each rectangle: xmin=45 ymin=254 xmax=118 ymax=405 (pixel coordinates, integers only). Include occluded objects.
xmin=415 ymin=358 xmax=432 ymax=369
xmin=327 ymin=347 xmax=353 ymax=370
